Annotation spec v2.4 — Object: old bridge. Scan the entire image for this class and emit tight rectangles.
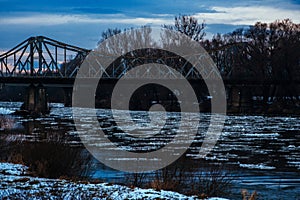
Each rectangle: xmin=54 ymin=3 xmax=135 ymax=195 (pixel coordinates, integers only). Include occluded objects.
xmin=0 ymin=36 xmax=297 ymax=114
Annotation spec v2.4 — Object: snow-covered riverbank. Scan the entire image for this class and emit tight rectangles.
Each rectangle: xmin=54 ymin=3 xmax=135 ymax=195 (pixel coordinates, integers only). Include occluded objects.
xmin=0 ymin=162 xmax=228 ymax=200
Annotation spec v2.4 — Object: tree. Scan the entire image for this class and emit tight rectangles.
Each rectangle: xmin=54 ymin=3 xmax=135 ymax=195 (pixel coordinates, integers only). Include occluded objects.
xmin=164 ymin=15 xmax=205 ymax=42
xmin=98 ymin=28 xmax=122 ymax=44
xmin=206 ymin=19 xmax=300 ymax=107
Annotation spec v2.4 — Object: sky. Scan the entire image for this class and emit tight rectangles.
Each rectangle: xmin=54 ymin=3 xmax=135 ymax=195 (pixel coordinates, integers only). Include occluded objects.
xmin=0 ymin=0 xmax=300 ymax=51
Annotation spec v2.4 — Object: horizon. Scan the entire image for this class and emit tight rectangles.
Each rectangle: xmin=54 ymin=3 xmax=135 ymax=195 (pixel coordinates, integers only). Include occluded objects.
xmin=0 ymin=0 xmax=300 ymax=51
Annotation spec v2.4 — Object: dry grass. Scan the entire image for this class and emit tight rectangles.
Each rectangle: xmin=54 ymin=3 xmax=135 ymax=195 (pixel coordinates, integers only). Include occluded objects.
xmin=0 ymin=116 xmax=15 ymax=129
xmin=1 ymin=141 xmax=94 ymax=179
xmin=241 ymin=189 xmax=257 ymax=200
xmin=125 ymin=158 xmax=233 ymax=198
xmin=149 ymin=179 xmax=179 ymax=191
xmin=190 ymin=165 xmax=233 ymax=197
xmin=7 ymin=152 xmax=24 ymax=165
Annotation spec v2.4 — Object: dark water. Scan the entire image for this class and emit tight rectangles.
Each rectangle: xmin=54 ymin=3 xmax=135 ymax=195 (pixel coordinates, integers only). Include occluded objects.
xmin=0 ymin=102 xmax=299 ymax=199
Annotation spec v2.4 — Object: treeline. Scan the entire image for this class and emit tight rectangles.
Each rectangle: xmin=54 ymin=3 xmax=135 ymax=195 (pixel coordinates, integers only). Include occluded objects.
xmin=163 ymin=15 xmax=300 ymax=81
xmin=98 ymin=16 xmax=300 ymax=82
xmin=202 ymin=19 xmax=300 ymax=81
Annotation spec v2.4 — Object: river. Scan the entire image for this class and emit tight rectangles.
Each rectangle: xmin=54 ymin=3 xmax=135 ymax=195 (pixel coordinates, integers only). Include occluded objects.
xmin=0 ymin=102 xmax=299 ymax=199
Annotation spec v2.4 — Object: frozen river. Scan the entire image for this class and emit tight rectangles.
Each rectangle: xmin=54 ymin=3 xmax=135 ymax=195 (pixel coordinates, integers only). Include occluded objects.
xmin=0 ymin=102 xmax=299 ymax=199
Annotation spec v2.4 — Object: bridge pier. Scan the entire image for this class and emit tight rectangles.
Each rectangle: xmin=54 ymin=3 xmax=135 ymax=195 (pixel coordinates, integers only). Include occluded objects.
xmin=63 ymin=88 xmax=73 ymax=107
xmin=229 ymin=87 xmax=241 ymax=108
xmin=21 ymin=84 xmax=49 ymax=115
xmin=228 ymin=86 xmax=253 ymax=112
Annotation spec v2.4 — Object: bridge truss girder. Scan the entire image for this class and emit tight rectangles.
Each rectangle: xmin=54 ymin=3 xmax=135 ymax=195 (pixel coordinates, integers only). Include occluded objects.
xmin=1 ymin=36 xmax=224 ymax=80
xmin=0 ymin=36 xmax=90 ymax=78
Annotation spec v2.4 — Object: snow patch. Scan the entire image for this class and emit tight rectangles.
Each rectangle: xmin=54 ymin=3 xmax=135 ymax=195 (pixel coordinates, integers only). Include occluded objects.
xmin=0 ymin=162 xmax=28 ymax=176
xmin=239 ymin=163 xmax=276 ymax=170
xmin=0 ymin=107 xmax=14 ymax=115
xmin=0 ymin=162 xmax=222 ymax=199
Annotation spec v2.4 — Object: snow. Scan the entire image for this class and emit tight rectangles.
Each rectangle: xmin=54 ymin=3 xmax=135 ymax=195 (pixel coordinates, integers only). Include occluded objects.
xmin=239 ymin=163 xmax=276 ymax=170
xmin=0 ymin=162 xmax=230 ymax=200
xmin=0 ymin=107 xmax=14 ymax=115
xmin=0 ymin=162 xmax=28 ymax=176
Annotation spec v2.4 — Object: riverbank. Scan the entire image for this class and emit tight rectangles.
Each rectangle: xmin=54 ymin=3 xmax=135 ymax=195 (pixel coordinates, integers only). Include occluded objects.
xmin=0 ymin=162 xmax=229 ymax=200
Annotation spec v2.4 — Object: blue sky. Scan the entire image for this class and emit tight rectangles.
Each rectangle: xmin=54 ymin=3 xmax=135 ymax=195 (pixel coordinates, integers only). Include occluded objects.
xmin=0 ymin=0 xmax=300 ymax=51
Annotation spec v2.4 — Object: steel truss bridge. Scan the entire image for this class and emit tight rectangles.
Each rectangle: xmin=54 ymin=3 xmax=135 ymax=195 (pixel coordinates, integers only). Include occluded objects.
xmin=1 ymin=36 xmax=298 ymax=86
xmin=1 ymin=36 xmax=299 ymax=114
xmin=0 ymin=36 xmax=227 ymax=85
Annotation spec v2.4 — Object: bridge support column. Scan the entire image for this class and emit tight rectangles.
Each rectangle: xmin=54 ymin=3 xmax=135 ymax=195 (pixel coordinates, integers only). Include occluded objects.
xmin=63 ymin=88 xmax=73 ymax=107
xmin=229 ymin=87 xmax=241 ymax=108
xmin=240 ymin=86 xmax=253 ymax=112
xmin=228 ymin=86 xmax=253 ymax=112
xmin=22 ymin=84 xmax=49 ymax=115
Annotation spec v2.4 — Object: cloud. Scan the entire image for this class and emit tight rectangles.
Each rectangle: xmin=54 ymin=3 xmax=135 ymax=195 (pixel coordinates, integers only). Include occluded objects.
xmin=0 ymin=13 xmax=172 ymax=26
xmin=1 ymin=5 xmax=299 ymax=28
xmin=1 ymin=2 xmax=300 ymax=50
xmin=194 ymin=6 xmax=300 ymax=25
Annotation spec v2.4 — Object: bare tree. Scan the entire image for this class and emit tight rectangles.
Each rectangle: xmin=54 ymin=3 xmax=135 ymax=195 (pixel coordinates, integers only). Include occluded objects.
xmin=98 ymin=28 xmax=122 ymax=44
xmin=164 ymin=15 xmax=206 ymax=42
xmin=205 ymin=19 xmax=300 ymax=109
